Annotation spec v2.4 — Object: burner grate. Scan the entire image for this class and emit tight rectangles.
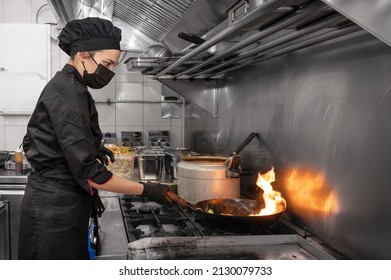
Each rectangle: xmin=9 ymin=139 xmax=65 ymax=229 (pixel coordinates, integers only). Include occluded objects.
xmin=118 ymin=195 xmax=290 ymax=243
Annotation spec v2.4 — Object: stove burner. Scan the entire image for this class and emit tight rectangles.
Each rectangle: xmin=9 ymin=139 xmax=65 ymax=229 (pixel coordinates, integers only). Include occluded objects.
xmin=119 ymin=195 xmax=289 ymax=243
xmin=139 ymin=205 xmax=160 ymax=214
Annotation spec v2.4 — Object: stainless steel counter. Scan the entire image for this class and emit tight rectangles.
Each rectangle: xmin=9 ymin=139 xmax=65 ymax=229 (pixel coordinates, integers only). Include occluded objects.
xmin=127 ymin=235 xmax=337 ymax=260
xmin=96 ymin=192 xmax=128 ymax=260
xmin=0 ymin=169 xmax=29 ymax=184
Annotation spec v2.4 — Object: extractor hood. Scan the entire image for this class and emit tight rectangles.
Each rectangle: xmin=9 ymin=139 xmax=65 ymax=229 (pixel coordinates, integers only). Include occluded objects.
xmin=47 ymin=0 xmax=391 ymax=117
xmin=46 ymin=0 xmax=235 ymax=52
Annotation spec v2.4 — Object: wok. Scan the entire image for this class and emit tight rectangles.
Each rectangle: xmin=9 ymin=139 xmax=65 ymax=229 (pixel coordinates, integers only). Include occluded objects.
xmin=194 ymin=198 xmax=284 ymax=233
xmin=167 ymin=192 xmax=284 ymax=233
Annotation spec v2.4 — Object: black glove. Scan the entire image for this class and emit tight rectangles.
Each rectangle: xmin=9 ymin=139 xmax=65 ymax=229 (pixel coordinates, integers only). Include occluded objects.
xmin=97 ymin=146 xmax=115 ymax=166
xmin=142 ymin=181 xmax=173 ymax=206
xmin=22 ymin=134 xmax=30 ymax=154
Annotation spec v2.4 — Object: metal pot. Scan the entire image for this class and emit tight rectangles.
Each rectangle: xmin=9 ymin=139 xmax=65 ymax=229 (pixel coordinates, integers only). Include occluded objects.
xmin=177 ymin=157 xmax=240 ymax=204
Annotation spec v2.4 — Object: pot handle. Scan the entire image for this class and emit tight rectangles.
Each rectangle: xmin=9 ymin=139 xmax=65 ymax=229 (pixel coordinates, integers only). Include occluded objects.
xmin=233 ymin=132 xmax=258 ymax=155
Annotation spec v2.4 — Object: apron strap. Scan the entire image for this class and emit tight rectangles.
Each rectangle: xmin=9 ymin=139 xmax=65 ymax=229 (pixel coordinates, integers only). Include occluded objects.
xmin=91 ymin=191 xmax=105 ymax=218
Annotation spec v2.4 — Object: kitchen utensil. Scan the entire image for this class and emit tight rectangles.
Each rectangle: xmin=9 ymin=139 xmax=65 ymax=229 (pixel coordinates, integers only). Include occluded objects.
xmin=168 ymin=191 xmax=283 ymax=233
xmin=226 ymin=132 xmax=258 ymax=177
xmin=177 ymin=158 xmax=240 ymax=203
xmin=137 ymin=149 xmax=165 ymax=181
xmin=193 ymin=198 xmax=284 ymax=233
xmin=163 ymin=149 xmax=181 ymax=179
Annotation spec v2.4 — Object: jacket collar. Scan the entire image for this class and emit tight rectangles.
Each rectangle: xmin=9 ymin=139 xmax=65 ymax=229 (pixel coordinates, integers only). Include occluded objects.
xmin=63 ymin=63 xmax=85 ymax=86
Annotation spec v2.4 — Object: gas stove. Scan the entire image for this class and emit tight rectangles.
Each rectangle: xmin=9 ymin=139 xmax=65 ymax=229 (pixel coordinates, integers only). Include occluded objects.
xmin=111 ymin=195 xmax=344 ymax=260
xmin=119 ymin=195 xmax=274 ymax=242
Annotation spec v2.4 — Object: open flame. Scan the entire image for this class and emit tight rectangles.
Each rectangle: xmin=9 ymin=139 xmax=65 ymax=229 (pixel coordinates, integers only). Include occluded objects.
xmin=284 ymin=167 xmax=339 ymax=214
xmin=253 ymin=167 xmax=287 ymax=216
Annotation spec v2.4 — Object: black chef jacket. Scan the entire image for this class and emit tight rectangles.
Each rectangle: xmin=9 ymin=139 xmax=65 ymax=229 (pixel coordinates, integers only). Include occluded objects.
xmin=18 ymin=64 xmax=112 ymax=260
xmin=25 ymin=63 xmax=112 ymax=193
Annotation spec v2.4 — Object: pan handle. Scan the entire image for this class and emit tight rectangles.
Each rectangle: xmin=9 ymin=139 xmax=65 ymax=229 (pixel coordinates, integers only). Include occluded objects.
xmin=167 ymin=191 xmax=196 ymax=211
xmin=233 ymin=132 xmax=258 ymax=155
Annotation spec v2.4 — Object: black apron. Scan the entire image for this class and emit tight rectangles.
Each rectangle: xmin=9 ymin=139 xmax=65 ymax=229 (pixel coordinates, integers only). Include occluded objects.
xmin=18 ymin=171 xmax=94 ymax=260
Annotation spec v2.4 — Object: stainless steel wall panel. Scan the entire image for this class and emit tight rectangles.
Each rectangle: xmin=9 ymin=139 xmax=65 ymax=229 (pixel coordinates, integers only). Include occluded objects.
xmin=185 ymin=32 xmax=391 ymax=259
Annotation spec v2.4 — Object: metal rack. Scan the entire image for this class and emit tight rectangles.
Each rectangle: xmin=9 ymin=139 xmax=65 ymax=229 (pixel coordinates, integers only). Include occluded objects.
xmin=126 ymin=0 xmax=361 ymax=80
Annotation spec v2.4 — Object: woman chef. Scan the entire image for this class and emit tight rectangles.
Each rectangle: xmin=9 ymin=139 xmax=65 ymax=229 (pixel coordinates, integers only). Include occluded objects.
xmin=18 ymin=17 xmax=171 ymax=260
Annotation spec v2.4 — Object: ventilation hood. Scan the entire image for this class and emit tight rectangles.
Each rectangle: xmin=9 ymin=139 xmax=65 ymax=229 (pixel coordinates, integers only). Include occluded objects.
xmin=47 ymin=0 xmax=391 ymax=54
xmin=47 ymin=0 xmax=391 ymax=117
xmin=47 ymin=0 xmax=235 ymax=52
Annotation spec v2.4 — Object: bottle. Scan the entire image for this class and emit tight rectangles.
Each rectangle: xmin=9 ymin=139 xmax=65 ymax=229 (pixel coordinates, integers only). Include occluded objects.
xmin=15 ymin=148 xmax=23 ymax=175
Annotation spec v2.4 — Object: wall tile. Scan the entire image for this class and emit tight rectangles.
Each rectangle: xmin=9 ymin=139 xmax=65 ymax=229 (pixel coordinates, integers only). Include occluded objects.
xmin=32 ymin=0 xmax=56 ymax=24
xmin=116 ymin=83 xmax=143 ymax=100
xmin=144 ymin=104 xmax=170 ymax=127
xmin=4 ymin=0 xmax=31 ymax=23
xmin=116 ymin=71 xmax=144 ymax=83
xmin=169 ymin=113 xmax=183 ymax=127
xmin=5 ymin=125 xmax=26 ymax=150
xmin=144 ymin=83 xmax=162 ymax=101
xmin=90 ymin=81 xmax=116 ymax=101
xmin=170 ymin=126 xmax=184 ymax=148
xmin=0 ymin=0 xmax=4 ymax=23
xmin=0 ymin=116 xmax=5 ymax=150
xmin=4 ymin=115 xmax=30 ymax=126
xmin=50 ymin=42 xmax=61 ymax=77
xmin=115 ymin=126 xmax=144 ymax=146
xmin=95 ymin=103 xmax=116 ymax=127
xmin=116 ymin=103 xmax=143 ymax=127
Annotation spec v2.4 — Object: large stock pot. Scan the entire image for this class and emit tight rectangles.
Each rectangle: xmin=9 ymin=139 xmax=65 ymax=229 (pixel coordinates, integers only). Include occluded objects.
xmin=177 ymin=156 xmax=240 ymax=204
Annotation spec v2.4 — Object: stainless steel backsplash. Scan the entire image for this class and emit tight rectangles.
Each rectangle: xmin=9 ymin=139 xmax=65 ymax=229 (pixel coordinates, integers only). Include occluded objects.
xmin=184 ymin=31 xmax=391 ymax=259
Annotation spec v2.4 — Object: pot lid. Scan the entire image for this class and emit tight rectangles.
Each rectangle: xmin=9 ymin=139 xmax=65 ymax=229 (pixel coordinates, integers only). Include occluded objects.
xmin=181 ymin=156 xmax=228 ymax=163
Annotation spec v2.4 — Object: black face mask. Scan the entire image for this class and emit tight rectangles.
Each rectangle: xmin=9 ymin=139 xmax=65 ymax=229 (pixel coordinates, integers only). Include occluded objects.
xmin=82 ymin=55 xmax=115 ymax=89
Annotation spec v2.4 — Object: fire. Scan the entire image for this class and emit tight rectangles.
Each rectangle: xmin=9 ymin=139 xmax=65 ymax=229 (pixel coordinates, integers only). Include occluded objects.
xmin=254 ymin=167 xmax=287 ymax=216
xmin=284 ymin=167 xmax=339 ymax=214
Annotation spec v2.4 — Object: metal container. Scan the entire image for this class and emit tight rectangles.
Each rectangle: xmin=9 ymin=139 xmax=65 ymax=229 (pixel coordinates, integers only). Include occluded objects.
xmin=177 ymin=157 xmax=240 ymax=204
xmin=164 ymin=150 xmax=181 ymax=179
xmin=137 ymin=150 xmax=164 ymax=181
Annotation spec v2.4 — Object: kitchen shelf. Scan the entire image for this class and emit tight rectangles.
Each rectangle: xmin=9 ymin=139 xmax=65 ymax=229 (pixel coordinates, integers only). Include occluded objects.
xmin=125 ymin=0 xmax=361 ymax=80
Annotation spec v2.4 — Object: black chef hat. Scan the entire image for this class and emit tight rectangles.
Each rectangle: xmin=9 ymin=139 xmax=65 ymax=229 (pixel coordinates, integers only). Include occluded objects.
xmin=58 ymin=17 xmax=122 ymax=56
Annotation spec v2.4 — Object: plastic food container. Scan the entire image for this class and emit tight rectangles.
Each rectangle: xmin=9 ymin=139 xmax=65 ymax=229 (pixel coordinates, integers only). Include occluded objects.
xmin=106 ymin=154 xmax=135 ymax=180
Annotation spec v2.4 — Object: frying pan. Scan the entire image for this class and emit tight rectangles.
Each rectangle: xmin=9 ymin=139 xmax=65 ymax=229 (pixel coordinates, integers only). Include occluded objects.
xmin=167 ymin=192 xmax=284 ymax=233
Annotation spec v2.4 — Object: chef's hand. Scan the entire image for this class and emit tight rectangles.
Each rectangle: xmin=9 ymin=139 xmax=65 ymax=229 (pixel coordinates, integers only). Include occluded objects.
xmin=141 ymin=181 xmax=173 ymax=206
xmin=97 ymin=147 xmax=115 ymax=166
